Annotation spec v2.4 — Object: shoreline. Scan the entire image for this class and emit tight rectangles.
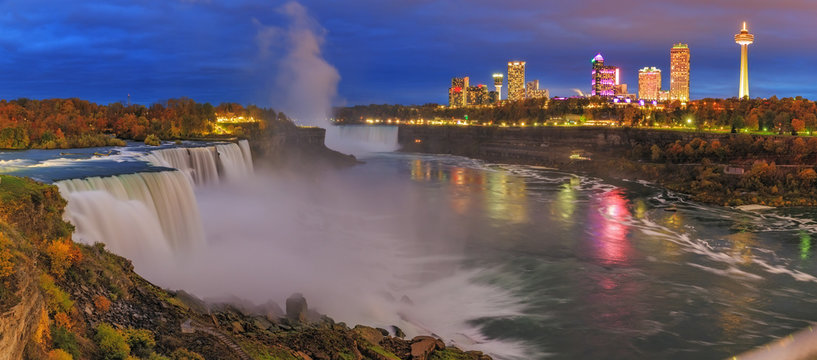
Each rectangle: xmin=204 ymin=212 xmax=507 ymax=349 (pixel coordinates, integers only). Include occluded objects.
xmin=396 ymin=125 xmax=817 ymax=208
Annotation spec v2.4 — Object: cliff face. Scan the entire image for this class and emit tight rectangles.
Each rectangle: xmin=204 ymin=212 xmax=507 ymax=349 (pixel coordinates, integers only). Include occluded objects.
xmin=398 ymin=125 xmax=738 ymax=164
xmin=0 ymin=266 xmax=44 ymax=360
xmin=249 ymin=124 xmax=358 ymax=170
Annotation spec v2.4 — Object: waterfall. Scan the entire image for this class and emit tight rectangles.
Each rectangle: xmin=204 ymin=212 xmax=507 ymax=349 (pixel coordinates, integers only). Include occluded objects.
xmin=216 ymin=141 xmax=253 ymax=181
xmin=145 ymin=141 xmax=254 ymax=186
xmin=56 ymin=171 xmax=205 ymax=254
xmin=326 ymin=125 xmax=399 ymax=156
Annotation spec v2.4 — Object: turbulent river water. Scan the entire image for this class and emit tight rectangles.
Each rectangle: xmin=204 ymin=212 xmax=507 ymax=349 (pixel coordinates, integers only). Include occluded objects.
xmin=3 ymin=137 xmax=817 ymax=359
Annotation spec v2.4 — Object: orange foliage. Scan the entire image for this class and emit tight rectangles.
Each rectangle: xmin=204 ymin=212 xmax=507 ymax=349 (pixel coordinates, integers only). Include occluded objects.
xmin=54 ymin=312 xmax=72 ymax=330
xmin=45 ymin=239 xmax=82 ymax=279
xmin=46 ymin=349 xmax=73 ymax=360
xmin=93 ymin=295 xmax=111 ymax=313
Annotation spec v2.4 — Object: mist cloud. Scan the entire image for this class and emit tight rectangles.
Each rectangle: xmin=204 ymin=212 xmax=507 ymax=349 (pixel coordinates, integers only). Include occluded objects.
xmin=254 ymin=1 xmax=340 ymax=126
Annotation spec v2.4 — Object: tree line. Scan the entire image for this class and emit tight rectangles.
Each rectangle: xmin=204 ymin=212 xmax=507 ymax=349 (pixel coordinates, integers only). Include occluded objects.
xmin=335 ymin=96 xmax=817 ymax=134
xmin=0 ymin=98 xmax=291 ymax=149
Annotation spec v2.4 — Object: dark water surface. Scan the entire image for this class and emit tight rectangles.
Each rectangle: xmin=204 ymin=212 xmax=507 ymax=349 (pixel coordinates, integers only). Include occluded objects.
xmin=347 ymin=152 xmax=817 ymax=359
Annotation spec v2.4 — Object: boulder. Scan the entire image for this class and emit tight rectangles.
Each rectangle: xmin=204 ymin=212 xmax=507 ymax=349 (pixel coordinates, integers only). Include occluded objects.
xmin=253 ymin=316 xmax=273 ymax=331
xmin=391 ymin=325 xmax=406 ymax=338
xmin=180 ymin=318 xmax=194 ymax=334
xmin=231 ymin=321 xmax=244 ymax=333
xmin=410 ymin=336 xmax=442 ymax=360
xmin=286 ymin=293 xmax=308 ymax=323
xmin=353 ymin=325 xmax=384 ymax=345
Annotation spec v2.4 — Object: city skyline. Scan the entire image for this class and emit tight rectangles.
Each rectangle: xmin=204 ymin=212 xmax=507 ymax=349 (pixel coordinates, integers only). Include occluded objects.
xmin=0 ymin=1 xmax=813 ymax=107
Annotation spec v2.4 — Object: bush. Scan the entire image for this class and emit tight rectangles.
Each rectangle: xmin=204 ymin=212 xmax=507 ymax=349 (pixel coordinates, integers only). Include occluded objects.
xmin=47 ymin=349 xmax=73 ymax=360
xmin=94 ymin=295 xmax=111 ymax=313
xmin=54 ymin=312 xmax=71 ymax=330
xmin=46 ymin=239 xmax=82 ymax=279
xmin=149 ymin=353 xmax=172 ymax=360
xmin=51 ymin=325 xmax=80 ymax=359
xmin=170 ymin=348 xmax=204 ymax=360
xmin=95 ymin=323 xmax=130 ymax=360
xmin=144 ymin=134 xmax=161 ymax=146
xmin=39 ymin=274 xmax=73 ymax=312
xmin=123 ymin=328 xmax=155 ymax=358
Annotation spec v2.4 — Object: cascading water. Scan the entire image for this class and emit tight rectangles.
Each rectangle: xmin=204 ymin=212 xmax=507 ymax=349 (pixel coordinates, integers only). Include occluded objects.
xmin=56 ymin=171 xmax=205 ymax=273
xmin=325 ymin=125 xmax=399 ymax=156
xmin=144 ymin=141 xmax=254 ymax=186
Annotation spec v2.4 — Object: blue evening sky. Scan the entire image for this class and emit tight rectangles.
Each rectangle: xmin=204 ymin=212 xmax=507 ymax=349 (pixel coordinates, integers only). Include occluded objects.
xmin=0 ymin=0 xmax=813 ymax=107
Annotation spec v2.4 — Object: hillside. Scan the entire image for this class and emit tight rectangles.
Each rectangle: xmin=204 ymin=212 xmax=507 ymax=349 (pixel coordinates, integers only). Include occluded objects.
xmin=0 ymin=175 xmax=489 ymax=360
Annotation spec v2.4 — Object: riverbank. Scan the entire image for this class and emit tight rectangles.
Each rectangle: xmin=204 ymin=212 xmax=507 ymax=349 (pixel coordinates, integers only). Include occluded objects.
xmin=397 ymin=125 xmax=817 ymax=207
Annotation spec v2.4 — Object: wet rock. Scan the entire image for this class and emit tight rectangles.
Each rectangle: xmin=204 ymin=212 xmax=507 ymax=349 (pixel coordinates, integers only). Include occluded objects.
xmin=286 ymin=293 xmax=308 ymax=323
xmin=392 ymin=325 xmax=406 ymax=338
xmin=376 ymin=327 xmax=389 ymax=337
xmin=253 ymin=316 xmax=273 ymax=331
xmin=181 ymin=319 xmax=194 ymax=334
xmin=354 ymin=325 xmax=384 ymax=345
xmin=410 ymin=336 xmax=442 ymax=360
xmin=231 ymin=321 xmax=244 ymax=333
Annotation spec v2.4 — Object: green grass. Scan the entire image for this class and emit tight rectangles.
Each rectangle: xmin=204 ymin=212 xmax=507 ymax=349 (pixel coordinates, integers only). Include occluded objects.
xmin=366 ymin=344 xmax=401 ymax=360
xmin=428 ymin=348 xmax=472 ymax=360
xmin=239 ymin=340 xmax=300 ymax=360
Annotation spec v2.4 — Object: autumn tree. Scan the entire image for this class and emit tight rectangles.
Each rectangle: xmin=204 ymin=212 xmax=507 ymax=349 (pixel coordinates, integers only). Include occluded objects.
xmin=46 ymin=239 xmax=82 ymax=279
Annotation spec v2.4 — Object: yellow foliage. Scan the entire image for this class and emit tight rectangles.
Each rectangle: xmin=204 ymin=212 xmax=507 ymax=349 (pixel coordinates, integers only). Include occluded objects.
xmin=33 ymin=307 xmax=50 ymax=345
xmin=54 ymin=312 xmax=72 ymax=330
xmin=47 ymin=349 xmax=73 ymax=360
xmin=0 ymin=232 xmax=13 ymax=279
xmin=46 ymin=238 xmax=82 ymax=279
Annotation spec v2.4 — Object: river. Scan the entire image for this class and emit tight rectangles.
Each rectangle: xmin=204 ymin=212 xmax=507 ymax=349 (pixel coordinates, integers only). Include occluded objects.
xmin=3 ymin=137 xmax=817 ymax=359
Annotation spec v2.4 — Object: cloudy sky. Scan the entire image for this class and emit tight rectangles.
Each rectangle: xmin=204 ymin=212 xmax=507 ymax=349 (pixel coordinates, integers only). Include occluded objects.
xmin=0 ymin=0 xmax=814 ymax=107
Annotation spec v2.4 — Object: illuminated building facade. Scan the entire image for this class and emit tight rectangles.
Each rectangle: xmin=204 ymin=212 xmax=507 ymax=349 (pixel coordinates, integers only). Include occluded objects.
xmin=591 ymin=53 xmax=619 ymax=97
xmin=613 ymin=84 xmax=628 ymax=97
xmin=507 ymin=61 xmax=526 ymax=102
xmin=526 ymin=80 xmax=550 ymax=99
xmin=493 ymin=73 xmax=504 ymax=101
xmin=638 ymin=67 xmax=662 ymax=100
xmin=734 ymin=22 xmax=754 ymax=98
xmin=466 ymin=85 xmax=488 ymax=106
xmin=670 ymin=43 xmax=690 ymax=102
xmin=448 ymin=77 xmax=469 ymax=107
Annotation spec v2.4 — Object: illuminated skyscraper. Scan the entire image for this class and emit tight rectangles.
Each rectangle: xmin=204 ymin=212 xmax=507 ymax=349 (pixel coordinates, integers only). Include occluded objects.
xmin=493 ymin=73 xmax=504 ymax=100
xmin=670 ymin=43 xmax=690 ymax=102
xmin=466 ymin=84 xmax=488 ymax=106
xmin=638 ymin=67 xmax=662 ymax=101
xmin=507 ymin=61 xmax=526 ymax=102
xmin=526 ymin=80 xmax=549 ymax=99
xmin=448 ymin=77 xmax=469 ymax=107
xmin=734 ymin=22 xmax=754 ymax=98
xmin=591 ymin=53 xmax=619 ymax=97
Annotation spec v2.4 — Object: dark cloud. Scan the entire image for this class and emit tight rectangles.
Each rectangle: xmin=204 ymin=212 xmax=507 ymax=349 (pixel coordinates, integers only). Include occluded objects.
xmin=0 ymin=0 xmax=812 ymax=106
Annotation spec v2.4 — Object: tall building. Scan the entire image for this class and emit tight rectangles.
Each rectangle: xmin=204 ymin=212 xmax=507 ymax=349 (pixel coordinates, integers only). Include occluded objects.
xmin=734 ymin=22 xmax=754 ymax=98
xmin=507 ymin=61 xmax=526 ymax=102
xmin=670 ymin=43 xmax=690 ymax=102
xmin=466 ymin=85 xmax=488 ymax=106
xmin=448 ymin=77 xmax=469 ymax=107
xmin=638 ymin=67 xmax=662 ymax=100
xmin=591 ymin=53 xmax=619 ymax=97
xmin=493 ymin=73 xmax=504 ymax=101
xmin=526 ymin=80 xmax=550 ymax=99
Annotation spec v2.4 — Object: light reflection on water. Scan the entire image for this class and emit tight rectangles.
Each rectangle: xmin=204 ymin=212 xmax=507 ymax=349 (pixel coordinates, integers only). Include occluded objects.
xmin=388 ymin=153 xmax=817 ymax=359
